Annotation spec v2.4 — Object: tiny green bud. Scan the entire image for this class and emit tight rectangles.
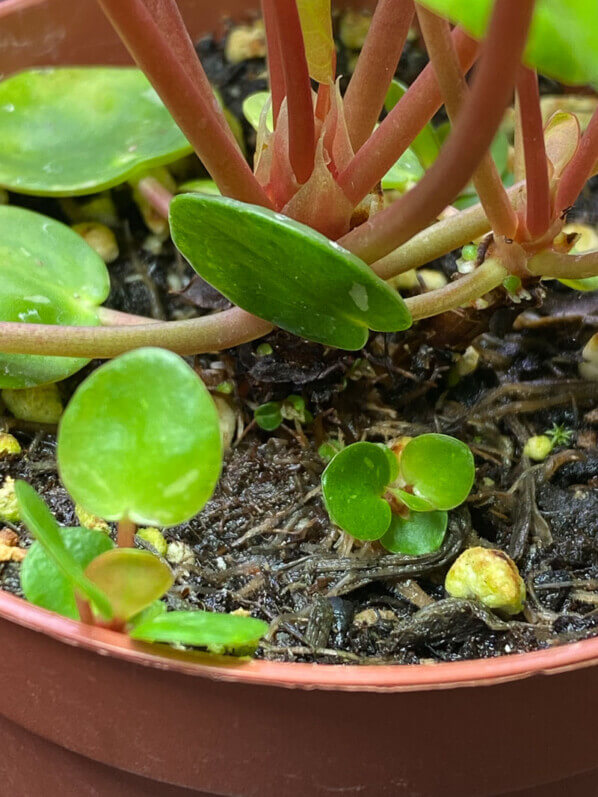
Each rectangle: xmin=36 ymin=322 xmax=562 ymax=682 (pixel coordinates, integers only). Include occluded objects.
xmin=2 ymin=384 xmax=63 ymax=424
xmin=461 ymin=243 xmax=477 ymax=261
xmin=503 ymin=275 xmax=521 ymax=293
xmin=523 ymin=435 xmax=553 ymax=462
xmin=256 ymin=343 xmax=273 ymax=357
xmin=281 ymin=395 xmax=312 ymax=425
xmin=215 ymin=380 xmax=234 ymax=395
xmin=445 ymin=546 xmax=525 ymax=616
xmin=0 ymin=477 xmax=20 ymax=523
xmin=254 ymin=402 xmax=282 ymax=431
xmin=0 ymin=433 xmax=21 ymax=457
xmin=75 ymin=503 xmax=110 ymax=533
xmin=137 ymin=527 xmax=168 ymax=557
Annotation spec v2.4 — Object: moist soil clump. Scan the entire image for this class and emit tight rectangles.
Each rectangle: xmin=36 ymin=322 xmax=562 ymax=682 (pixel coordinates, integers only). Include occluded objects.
xmin=1 ymin=21 xmax=597 ymax=665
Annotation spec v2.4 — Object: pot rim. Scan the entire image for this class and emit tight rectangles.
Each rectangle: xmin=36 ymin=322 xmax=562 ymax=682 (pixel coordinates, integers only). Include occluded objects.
xmin=2 ymin=589 xmax=598 ymax=691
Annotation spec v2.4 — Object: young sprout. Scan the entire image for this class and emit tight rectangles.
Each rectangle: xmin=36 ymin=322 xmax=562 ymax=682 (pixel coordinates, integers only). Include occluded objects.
xmin=254 ymin=395 xmax=313 ymax=431
xmin=321 ymin=434 xmax=474 ymax=554
xmin=523 ymin=435 xmax=553 ymax=462
xmin=57 ymin=348 xmax=222 ymax=545
xmin=445 ymin=546 xmax=526 ymax=616
xmin=17 ymin=483 xmax=268 ymax=653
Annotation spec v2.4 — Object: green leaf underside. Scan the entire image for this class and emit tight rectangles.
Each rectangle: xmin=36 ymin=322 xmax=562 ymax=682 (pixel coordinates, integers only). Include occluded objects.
xmin=129 ymin=610 xmax=269 ymax=655
xmin=15 ymin=481 xmax=113 ymax=619
xmin=418 ymin=0 xmax=598 ymax=87
xmin=242 ymin=92 xmax=274 ymax=133
xmin=85 ymin=549 xmax=173 ymax=621
xmin=322 ymin=442 xmax=393 ymax=540
xmin=178 ymin=179 xmax=221 ymax=195
xmin=0 ymin=206 xmax=109 ymax=388
xmin=57 ymin=348 xmax=222 ymax=527
xmin=380 ymin=510 xmax=448 ymax=555
xmin=0 ymin=68 xmax=192 ymax=195
xmin=170 ymin=195 xmax=412 ymax=350
xmin=21 ymin=525 xmax=114 ymax=620
xmin=384 ymin=80 xmax=440 ymax=169
xmin=400 ymin=434 xmax=475 ymax=511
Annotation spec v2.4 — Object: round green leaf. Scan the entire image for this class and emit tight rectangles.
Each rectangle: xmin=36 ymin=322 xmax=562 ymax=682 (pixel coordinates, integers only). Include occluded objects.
xmin=0 ymin=68 xmax=192 ymax=196
xmin=57 ymin=348 xmax=222 ymax=526
xmin=381 ymin=148 xmax=425 ymax=193
xmin=85 ymin=549 xmax=173 ymax=622
xmin=129 ymin=609 xmax=269 ymax=655
xmin=254 ymin=401 xmax=283 ymax=431
xmin=321 ymin=441 xmax=394 ymax=541
xmin=380 ymin=510 xmax=448 ymax=556
xmin=400 ymin=434 xmax=475 ymax=511
xmin=170 ymin=194 xmax=412 ymax=351
xmin=15 ymin=480 xmax=113 ymax=620
xmin=21 ymin=525 xmax=114 ymax=620
xmin=242 ymin=92 xmax=273 ymax=132
xmin=0 ymin=205 xmax=110 ymax=388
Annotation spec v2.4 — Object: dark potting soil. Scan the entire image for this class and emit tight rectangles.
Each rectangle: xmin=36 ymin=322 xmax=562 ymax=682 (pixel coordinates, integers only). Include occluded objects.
xmin=1 ymin=16 xmax=597 ymax=665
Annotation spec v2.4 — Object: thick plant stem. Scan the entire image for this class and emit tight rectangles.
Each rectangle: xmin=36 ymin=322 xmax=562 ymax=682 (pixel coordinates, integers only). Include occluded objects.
xmin=337 ymin=27 xmax=478 ymax=206
xmin=117 ymin=519 xmax=136 ymax=548
xmin=556 ymin=107 xmax=598 ymax=214
xmin=371 ymin=182 xmax=527 ymax=279
xmin=527 ymin=250 xmax=598 ymax=280
xmin=271 ymin=0 xmax=315 ymax=184
xmin=340 ymin=0 xmax=535 ymax=264
xmin=344 ymin=0 xmax=414 ymax=152
xmin=96 ymin=307 xmax=160 ymax=326
xmin=136 ymin=176 xmax=173 ymax=219
xmin=404 ymin=258 xmax=507 ymax=321
xmin=415 ymin=6 xmax=517 ymax=238
xmin=516 ymin=67 xmax=551 ymax=238
xmin=0 ymin=308 xmax=273 ymax=359
xmin=75 ymin=596 xmax=94 ymax=625
xmin=96 ymin=0 xmax=272 ymax=208
xmin=261 ymin=0 xmax=286 ymax=125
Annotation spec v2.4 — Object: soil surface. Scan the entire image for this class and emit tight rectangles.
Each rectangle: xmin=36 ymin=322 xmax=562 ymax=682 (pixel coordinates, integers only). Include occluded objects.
xmin=1 ymin=16 xmax=597 ymax=665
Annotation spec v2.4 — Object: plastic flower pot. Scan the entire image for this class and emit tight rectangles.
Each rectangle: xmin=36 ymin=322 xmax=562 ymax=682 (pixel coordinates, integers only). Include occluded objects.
xmin=1 ymin=2 xmax=598 ymax=795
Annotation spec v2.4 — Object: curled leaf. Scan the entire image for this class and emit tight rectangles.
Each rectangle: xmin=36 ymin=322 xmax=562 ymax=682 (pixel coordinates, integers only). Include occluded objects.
xmin=544 ymin=111 xmax=581 ymax=179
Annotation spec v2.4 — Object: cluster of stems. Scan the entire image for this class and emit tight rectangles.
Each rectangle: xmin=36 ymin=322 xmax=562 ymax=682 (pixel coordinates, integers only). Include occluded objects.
xmin=2 ymin=0 xmax=598 ymax=359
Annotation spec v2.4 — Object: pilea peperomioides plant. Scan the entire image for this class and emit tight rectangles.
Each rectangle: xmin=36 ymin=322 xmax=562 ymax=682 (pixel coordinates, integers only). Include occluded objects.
xmin=0 ymin=0 xmax=597 ymax=650
xmin=15 ymin=349 xmax=267 ymax=655
xmin=0 ymin=0 xmax=595 ymax=366
xmin=321 ymin=435 xmax=474 ymax=555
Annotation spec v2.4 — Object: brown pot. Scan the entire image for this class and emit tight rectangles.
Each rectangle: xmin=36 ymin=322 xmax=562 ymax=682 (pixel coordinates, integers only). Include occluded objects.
xmin=1 ymin=2 xmax=598 ymax=795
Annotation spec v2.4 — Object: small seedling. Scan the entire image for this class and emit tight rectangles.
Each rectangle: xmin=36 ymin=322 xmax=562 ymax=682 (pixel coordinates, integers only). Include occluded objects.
xmin=17 ymin=482 xmax=267 ymax=653
xmin=321 ymin=434 xmax=474 ymax=554
xmin=254 ymin=394 xmax=312 ymax=431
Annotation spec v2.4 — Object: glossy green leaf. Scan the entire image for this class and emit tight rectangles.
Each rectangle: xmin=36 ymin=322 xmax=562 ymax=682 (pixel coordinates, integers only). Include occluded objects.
xmin=418 ymin=0 xmax=598 ymax=87
xmin=0 ymin=206 xmax=110 ymax=388
xmin=380 ymin=510 xmax=448 ymax=555
xmin=242 ymin=92 xmax=274 ymax=132
xmin=21 ymin=525 xmax=114 ymax=620
xmin=129 ymin=599 xmax=167 ymax=627
xmin=129 ymin=609 xmax=269 ymax=655
xmin=254 ymin=402 xmax=283 ymax=431
xmin=178 ymin=179 xmax=221 ymax=195
xmin=296 ymin=0 xmax=335 ymax=84
xmin=85 ymin=549 xmax=173 ymax=621
xmin=400 ymin=434 xmax=475 ymax=511
xmin=57 ymin=348 xmax=222 ymax=526
xmin=0 ymin=68 xmax=192 ymax=195
xmin=382 ymin=148 xmax=425 ymax=192
xmin=385 ymin=80 xmax=440 ymax=168
xmin=15 ymin=481 xmax=113 ymax=619
xmin=322 ymin=442 xmax=394 ymax=540
xmin=170 ymin=194 xmax=412 ymax=350
xmin=390 ymin=487 xmax=435 ymax=512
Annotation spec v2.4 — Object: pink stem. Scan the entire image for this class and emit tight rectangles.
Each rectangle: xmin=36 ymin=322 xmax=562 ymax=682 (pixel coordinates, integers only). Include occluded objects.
xmin=75 ymin=595 xmax=94 ymax=625
xmin=343 ymin=0 xmax=415 ymax=152
xmin=340 ymin=1 xmax=535 ymax=265
xmin=416 ymin=6 xmax=517 ymax=239
xmin=271 ymin=0 xmax=315 ymax=184
xmin=261 ymin=0 xmax=286 ymax=126
xmin=337 ymin=27 xmax=478 ymax=207
xmin=96 ymin=0 xmax=273 ymax=208
xmin=516 ymin=66 xmax=551 ymax=238
xmin=117 ymin=519 xmax=136 ymax=548
xmin=136 ymin=176 xmax=173 ymax=219
xmin=556 ymin=107 xmax=598 ymax=214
